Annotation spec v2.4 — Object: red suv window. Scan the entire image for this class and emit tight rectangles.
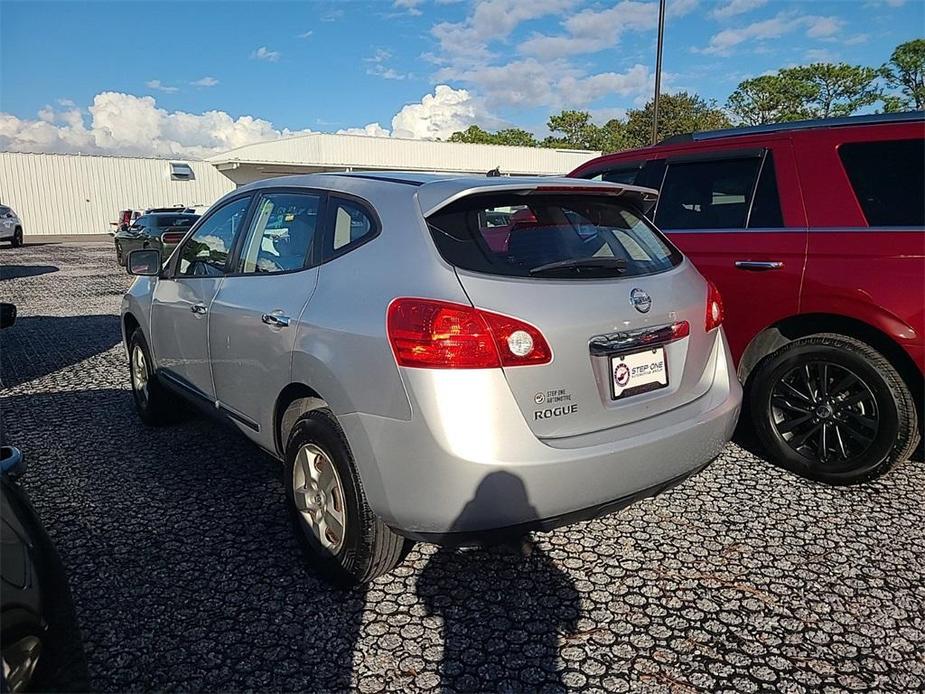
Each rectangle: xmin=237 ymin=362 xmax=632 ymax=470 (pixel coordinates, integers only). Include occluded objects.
xmin=838 ymin=139 xmax=925 ymax=227
xmin=654 ymin=152 xmax=784 ymax=230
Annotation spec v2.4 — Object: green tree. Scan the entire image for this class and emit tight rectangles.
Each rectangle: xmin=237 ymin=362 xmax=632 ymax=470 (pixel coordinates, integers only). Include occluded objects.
xmin=542 ymin=110 xmax=601 ymax=149
xmin=880 ymin=38 xmax=925 ymax=111
xmin=491 ymin=128 xmax=539 ymax=147
xmin=448 ymin=125 xmax=496 ymax=144
xmin=727 ymin=74 xmax=816 ymax=125
xmin=447 ymin=125 xmax=539 ymax=147
xmin=781 ymin=63 xmax=880 ymax=119
xmin=623 ymin=92 xmax=731 ymax=147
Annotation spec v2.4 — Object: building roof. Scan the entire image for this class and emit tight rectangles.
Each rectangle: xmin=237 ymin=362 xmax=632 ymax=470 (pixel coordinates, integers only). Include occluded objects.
xmin=206 ymin=132 xmax=600 ymax=177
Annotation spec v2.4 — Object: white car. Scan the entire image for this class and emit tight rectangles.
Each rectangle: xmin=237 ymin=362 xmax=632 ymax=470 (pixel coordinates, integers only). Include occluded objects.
xmin=0 ymin=205 xmax=23 ymax=247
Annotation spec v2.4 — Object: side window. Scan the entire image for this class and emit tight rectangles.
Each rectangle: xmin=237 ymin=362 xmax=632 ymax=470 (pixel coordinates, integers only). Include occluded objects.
xmin=655 ymin=156 xmax=762 ymax=230
xmin=131 ymin=215 xmax=149 ymax=230
xmin=580 ymin=164 xmax=642 ymax=185
xmin=838 ymin=139 xmax=925 ymax=227
xmin=325 ymin=198 xmax=377 ymax=259
xmin=748 ymin=153 xmax=784 ymax=228
xmin=177 ymin=196 xmax=251 ymax=277
xmin=237 ymin=192 xmax=322 ymax=274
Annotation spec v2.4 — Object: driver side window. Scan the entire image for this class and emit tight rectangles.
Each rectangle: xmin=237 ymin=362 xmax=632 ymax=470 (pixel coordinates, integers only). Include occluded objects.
xmin=177 ymin=196 xmax=251 ymax=277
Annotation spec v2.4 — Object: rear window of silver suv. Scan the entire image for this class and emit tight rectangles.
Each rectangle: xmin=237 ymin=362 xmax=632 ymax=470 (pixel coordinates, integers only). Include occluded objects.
xmin=427 ymin=193 xmax=682 ymax=279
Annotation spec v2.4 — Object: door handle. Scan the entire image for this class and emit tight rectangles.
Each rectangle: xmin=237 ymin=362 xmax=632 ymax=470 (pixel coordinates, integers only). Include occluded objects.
xmin=261 ymin=312 xmax=290 ymax=328
xmin=735 ymin=260 xmax=783 ymax=271
xmin=190 ymin=303 xmax=208 ymax=315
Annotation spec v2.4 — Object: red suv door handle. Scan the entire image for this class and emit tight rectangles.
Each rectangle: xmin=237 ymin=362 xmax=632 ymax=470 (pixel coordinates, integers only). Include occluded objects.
xmin=735 ymin=260 xmax=783 ymax=271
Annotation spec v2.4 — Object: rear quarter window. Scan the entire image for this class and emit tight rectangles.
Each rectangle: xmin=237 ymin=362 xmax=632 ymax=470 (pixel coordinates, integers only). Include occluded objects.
xmin=427 ymin=193 xmax=682 ymax=280
xmin=838 ymin=139 xmax=925 ymax=227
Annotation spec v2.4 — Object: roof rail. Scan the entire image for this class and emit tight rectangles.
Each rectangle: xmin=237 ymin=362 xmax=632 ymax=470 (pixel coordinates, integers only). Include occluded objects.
xmin=659 ymin=110 xmax=925 ymax=145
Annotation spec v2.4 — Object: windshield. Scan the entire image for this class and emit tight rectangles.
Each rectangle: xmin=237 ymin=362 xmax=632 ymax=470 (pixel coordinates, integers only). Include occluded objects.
xmin=427 ymin=193 xmax=681 ymax=279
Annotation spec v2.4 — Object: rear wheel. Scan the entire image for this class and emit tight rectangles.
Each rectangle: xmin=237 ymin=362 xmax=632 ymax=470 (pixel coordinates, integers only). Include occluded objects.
xmin=11 ymin=227 xmax=23 ymax=247
xmin=284 ymin=408 xmax=405 ymax=585
xmin=128 ymin=329 xmax=181 ymax=427
xmin=750 ymin=333 xmax=919 ymax=484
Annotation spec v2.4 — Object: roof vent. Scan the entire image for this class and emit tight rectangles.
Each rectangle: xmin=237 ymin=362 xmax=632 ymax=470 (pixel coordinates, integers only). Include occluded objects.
xmin=169 ymin=161 xmax=195 ymax=181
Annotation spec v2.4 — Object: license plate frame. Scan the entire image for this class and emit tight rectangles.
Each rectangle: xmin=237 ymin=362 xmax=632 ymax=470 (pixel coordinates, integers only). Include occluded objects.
xmin=610 ymin=347 xmax=669 ymax=400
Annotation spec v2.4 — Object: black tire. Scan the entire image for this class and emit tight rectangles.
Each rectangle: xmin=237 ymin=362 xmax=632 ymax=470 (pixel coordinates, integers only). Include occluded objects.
xmin=750 ymin=333 xmax=919 ymax=484
xmin=127 ymin=329 xmax=181 ymax=427
xmin=11 ymin=227 xmax=23 ymax=248
xmin=284 ymin=408 xmax=405 ymax=586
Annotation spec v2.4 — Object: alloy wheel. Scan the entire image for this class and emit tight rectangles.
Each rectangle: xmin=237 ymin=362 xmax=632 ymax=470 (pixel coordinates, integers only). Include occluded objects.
xmin=292 ymin=443 xmax=347 ymax=553
xmin=769 ymin=360 xmax=879 ymax=468
xmin=131 ymin=344 xmax=149 ymax=407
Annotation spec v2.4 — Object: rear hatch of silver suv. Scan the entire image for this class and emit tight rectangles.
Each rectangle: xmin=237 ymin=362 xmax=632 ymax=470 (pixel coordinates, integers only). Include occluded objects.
xmin=424 ymin=184 xmax=721 ymax=440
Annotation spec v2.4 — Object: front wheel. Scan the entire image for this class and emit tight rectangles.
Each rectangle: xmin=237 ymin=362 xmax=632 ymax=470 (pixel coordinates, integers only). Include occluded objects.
xmin=284 ymin=409 xmax=405 ymax=585
xmin=11 ymin=227 xmax=23 ymax=247
xmin=127 ymin=329 xmax=182 ymax=427
xmin=750 ymin=333 xmax=919 ymax=484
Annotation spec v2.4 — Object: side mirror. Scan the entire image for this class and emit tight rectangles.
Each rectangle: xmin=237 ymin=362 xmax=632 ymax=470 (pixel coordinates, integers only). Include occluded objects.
xmin=127 ymin=249 xmax=162 ymax=276
xmin=0 ymin=303 xmax=16 ymax=329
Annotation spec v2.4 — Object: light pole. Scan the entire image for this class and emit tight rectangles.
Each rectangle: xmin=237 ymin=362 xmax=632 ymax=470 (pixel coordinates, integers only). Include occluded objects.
xmin=651 ymin=0 xmax=666 ymax=146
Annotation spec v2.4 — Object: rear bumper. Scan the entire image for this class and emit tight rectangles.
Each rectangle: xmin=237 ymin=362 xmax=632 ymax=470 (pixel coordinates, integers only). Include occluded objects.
xmin=340 ymin=329 xmax=742 ymax=540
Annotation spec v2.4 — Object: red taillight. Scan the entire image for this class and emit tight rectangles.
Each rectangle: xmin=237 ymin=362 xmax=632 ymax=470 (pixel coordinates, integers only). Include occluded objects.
xmin=162 ymin=231 xmax=185 ymax=245
xmin=387 ymin=298 xmax=552 ymax=369
xmin=705 ymin=281 xmax=725 ymax=332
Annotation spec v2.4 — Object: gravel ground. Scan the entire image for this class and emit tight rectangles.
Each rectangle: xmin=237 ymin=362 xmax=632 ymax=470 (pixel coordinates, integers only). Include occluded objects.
xmin=1 ymin=241 xmax=924 ymax=693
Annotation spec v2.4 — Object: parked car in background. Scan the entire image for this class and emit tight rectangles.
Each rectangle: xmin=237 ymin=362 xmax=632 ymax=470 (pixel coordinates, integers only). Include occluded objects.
xmin=121 ymin=172 xmax=741 ymax=585
xmin=113 ymin=212 xmax=199 ymax=266
xmin=0 ymin=205 xmax=23 ymax=247
xmin=0 ymin=305 xmax=87 ymax=692
xmin=571 ymin=111 xmax=925 ymax=484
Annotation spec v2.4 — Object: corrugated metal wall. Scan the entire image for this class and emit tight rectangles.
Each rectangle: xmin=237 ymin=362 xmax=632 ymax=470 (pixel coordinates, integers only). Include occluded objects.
xmin=0 ymin=152 xmax=235 ymax=236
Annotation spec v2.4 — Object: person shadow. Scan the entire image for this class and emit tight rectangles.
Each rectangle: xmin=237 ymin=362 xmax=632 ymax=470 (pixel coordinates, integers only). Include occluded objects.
xmin=416 ymin=472 xmax=581 ymax=692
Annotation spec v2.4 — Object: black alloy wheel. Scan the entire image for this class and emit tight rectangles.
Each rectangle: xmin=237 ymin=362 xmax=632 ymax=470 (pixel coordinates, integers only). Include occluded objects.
xmin=750 ymin=333 xmax=919 ymax=484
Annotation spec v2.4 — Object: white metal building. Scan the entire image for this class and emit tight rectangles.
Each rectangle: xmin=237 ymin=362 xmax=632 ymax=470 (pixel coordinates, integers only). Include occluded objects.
xmin=0 ymin=152 xmax=235 ymax=237
xmin=0 ymin=135 xmax=600 ymax=236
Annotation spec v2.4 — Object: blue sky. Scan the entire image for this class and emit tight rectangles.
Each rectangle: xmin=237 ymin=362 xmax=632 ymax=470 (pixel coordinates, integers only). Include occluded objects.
xmin=1 ymin=0 xmax=922 ymax=157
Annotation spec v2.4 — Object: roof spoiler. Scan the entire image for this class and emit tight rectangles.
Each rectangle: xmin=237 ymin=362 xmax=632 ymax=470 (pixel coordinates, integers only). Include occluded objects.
xmin=421 ymin=182 xmax=659 ymax=217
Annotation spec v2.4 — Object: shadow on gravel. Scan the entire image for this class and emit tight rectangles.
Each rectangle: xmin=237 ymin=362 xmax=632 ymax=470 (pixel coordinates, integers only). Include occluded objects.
xmin=0 ymin=265 xmax=59 ymax=281
xmin=417 ymin=473 xmax=580 ymax=692
xmin=1 ymin=387 xmax=366 ymax=691
xmin=0 ymin=315 xmax=122 ymax=387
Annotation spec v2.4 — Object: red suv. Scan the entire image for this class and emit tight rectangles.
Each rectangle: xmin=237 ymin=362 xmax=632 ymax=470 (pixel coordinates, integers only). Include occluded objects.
xmin=571 ymin=112 xmax=924 ymax=484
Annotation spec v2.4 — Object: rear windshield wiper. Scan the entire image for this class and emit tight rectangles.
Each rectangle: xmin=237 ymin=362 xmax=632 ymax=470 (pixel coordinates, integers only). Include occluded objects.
xmin=529 ymin=257 xmax=627 ymax=276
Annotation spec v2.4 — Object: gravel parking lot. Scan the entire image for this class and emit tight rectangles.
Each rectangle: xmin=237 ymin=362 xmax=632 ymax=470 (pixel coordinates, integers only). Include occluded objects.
xmin=2 ymin=241 xmax=924 ymax=693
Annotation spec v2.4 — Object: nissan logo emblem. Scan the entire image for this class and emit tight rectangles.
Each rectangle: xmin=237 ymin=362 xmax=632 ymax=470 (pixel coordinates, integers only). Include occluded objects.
xmin=630 ymin=288 xmax=651 ymax=313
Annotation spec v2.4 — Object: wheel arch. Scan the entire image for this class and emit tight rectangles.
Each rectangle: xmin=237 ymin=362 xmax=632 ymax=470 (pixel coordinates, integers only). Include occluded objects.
xmin=273 ymin=383 xmax=328 ymax=459
xmin=739 ymin=313 xmax=923 ymax=408
xmin=122 ymin=312 xmax=140 ymax=349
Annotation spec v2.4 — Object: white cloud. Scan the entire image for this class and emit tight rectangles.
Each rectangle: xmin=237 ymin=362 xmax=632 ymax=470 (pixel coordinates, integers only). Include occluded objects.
xmin=698 ymin=12 xmax=844 ymax=55
xmin=251 ymin=46 xmax=281 ymax=62
xmin=191 ymin=76 xmax=219 ymax=87
xmin=428 ymin=0 xmax=661 ymax=111
xmin=393 ymin=0 xmax=423 ymax=15
xmin=297 ymin=30 xmax=314 ymax=39
xmin=336 ymin=122 xmax=392 ymax=137
xmin=145 ymin=79 xmax=179 ymax=93
xmin=365 ymin=48 xmax=411 ymax=80
xmin=519 ymin=0 xmax=697 ymax=60
xmin=390 ymin=85 xmax=493 ymax=139
xmin=0 ymin=92 xmax=314 ymax=158
xmin=0 ymin=86 xmax=496 ymax=156
xmin=432 ymin=0 xmax=579 ymax=65
xmin=711 ymin=0 xmax=767 ymax=20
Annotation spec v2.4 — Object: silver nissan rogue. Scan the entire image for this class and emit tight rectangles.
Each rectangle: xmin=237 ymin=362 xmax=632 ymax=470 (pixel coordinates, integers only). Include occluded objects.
xmin=121 ymin=172 xmax=742 ymax=585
